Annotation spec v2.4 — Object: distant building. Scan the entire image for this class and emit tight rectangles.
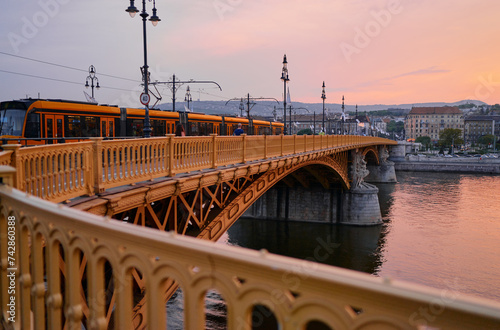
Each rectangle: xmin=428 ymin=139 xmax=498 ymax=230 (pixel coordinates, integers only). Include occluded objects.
xmin=464 ymin=115 xmax=500 ymax=145
xmin=405 ymin=106 xmax=463 ymax=142
xmin=290 ymin=114 xmax=326 ymax=134
xmin=284 ymin=112 xmax=375 ymax=135
xmin=372 ymin=118 xmax=387 ymax=135
xmin=329 ymin=113 xmax=373 ymax=136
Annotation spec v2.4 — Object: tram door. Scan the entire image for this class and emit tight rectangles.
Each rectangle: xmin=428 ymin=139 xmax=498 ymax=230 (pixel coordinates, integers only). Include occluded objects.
xmin=101 ymin=118 xmax=115 ymax=138
xmin=45 ymin=115 xmax=64 ymax=144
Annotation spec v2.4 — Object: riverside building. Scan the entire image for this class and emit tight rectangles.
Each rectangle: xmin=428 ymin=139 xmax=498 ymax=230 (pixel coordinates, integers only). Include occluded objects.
xmin=464 ymin=115 xmax=500 ymax=145
xmin=405 ymin=106 xmax=464 ymax=142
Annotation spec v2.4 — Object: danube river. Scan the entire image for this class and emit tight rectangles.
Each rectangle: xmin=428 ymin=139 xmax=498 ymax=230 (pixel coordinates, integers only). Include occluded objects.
xmin=168 ymin=171 xmax=500 ymax=328
xmin=226 ymin=171 xmax=500 ymax=302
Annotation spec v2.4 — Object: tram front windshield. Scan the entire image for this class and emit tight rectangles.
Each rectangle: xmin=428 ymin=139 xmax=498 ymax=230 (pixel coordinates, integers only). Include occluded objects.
xmin=0 ymin=102 xmax=27 ymax=136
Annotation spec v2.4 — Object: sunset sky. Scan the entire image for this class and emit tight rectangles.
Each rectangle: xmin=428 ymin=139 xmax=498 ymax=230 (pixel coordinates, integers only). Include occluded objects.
xmin=2 ymin=0 xmax=500 ymax=110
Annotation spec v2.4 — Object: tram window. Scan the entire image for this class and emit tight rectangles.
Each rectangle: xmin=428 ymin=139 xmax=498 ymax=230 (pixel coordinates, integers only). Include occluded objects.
xmin=56 ymin=118 xmax=63 ymax=138
xmin=152 ymin=120 xmax=166 ymax=136
xmin=82 ymin=116 xmax=99 ymax=137
xmin=189 ymin=122 xmax=199 ymax=136
xmin=127 ymin=119 xmax=143 ymax=137
xmin=115 ymin=118 xmax=121 ymax=137
xmin=258 ymin=126 xmax=270 ymax=135
xmin=47 ymin=119 xmax=53 ymax=138
xmin=109 ymin=121 xmax=114 ymax=137
xmin=25 ymin=113 xmax=40 ymax=138
xmin=0 ymin=108 xmax=25 ymax=136
xmin=66 ymin=115 xmax=82 ymax=137
xmin=198 ymin=122 xmax=207 ymax=136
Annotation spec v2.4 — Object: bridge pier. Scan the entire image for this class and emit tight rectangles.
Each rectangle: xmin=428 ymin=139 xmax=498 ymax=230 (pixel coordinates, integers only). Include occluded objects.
xmin=366 ymin=146 xmax=397 ymax=183
xmin=243 ymin=183 xmax=383 ymax=226
xmin=339 ymin=184 xmax=382 ymax=225
xmin=243 ymin=184 xmax=343 ymax=223
xmin=244 ymin=148 xmax=394 ymax=226
xmin=337 ymin=149 xmax=383 ymax=225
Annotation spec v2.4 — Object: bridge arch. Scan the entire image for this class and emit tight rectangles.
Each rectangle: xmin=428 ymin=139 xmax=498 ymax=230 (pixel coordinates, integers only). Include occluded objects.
xmin=362 ymin=146 xmax=380 ymax=166
xmin=198 ymin=153 xmax=350 ymax=241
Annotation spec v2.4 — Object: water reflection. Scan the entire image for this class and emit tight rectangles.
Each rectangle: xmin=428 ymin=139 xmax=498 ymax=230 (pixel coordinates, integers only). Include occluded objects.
xmin=226 ymin=215 xmax=386 ymax=275
xmin=378 ymin=172 xmax=500 ymax=302
xmin=226 ymin=172 xmax=500 ymax=302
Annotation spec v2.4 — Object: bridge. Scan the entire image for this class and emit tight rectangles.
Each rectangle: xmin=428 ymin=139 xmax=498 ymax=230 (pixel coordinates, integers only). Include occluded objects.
xmin=1 ymin=134 xmax=499 ymax=329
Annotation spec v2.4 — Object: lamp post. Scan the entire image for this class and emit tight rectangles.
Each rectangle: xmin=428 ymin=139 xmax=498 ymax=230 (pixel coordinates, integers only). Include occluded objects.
xmin=341 ymin=95 xmax=345 ymax=135
xmin=281 ymin=54 xmax=289 ymax=135
xmin=239 ymin=98 xmax=245 ymax=117
xmin=321 ymin=81 xmax=326 ymax=133
xmin=126 ymin=0 xmax=161 ymax=138
xmin=85 ymin=65 xmax=100 ymax=99
xmin=184 ymin=85 xmax=192 ymax=111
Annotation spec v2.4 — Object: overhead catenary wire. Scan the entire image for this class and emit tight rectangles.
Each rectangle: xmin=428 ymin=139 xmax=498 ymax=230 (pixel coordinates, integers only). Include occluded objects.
xmin=192 ymin=89 xmax=233 ymax=101
xmin=0 ymin=69 xmax=134 ymax=92
xmin=0 ymin=51 xmax=141 ymax=83
xmin=0 ymin=52 xmax=233 ymax=102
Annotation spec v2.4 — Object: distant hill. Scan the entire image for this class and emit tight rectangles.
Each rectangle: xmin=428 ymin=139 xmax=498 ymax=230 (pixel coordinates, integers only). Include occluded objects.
xmin=156 ymin=100 xmax=487 ymax=117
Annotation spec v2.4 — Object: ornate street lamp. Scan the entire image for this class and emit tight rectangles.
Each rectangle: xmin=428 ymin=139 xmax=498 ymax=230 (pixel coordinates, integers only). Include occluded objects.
xmin=281 ymin=54 xmax=289 ymax=135
xmin=126 ymin=0 xmax=161 ymax=138
xmin=342 ymin=95 xmax=345 ymax=135
xmin=85 ymin=65 xmax=100 ymax=99
xmin=184 ymin=85 xmax=192 ymax=111
xmin=321 ymin=81 xmax=326 ymax=133
xmin=239 ymin=98 xmax=245 ymax=117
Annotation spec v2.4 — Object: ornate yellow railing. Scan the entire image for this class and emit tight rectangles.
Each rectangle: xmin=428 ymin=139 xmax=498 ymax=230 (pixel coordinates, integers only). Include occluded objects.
xmin=1 ymin=135 xmax=396 ymax=203
xmin=1 ymin=178 xmax=499 ymax=329
xmin=0 ymin=151 xmax=13 ymax=166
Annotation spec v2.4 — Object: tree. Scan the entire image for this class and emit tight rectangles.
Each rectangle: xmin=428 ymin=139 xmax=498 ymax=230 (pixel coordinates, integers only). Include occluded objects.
xmin=438 ymin=129 xmax=464 ymax=147
xmin=458 ymin=103 xmax=475 ymax=109
xmin=478 ymin=134 xmax=495 ymax=147
xmin=386 ymin=120 xmax=404 ymax=133
xmin=416 ymin=136 xmax=431 ymax=149
xmin=297 ymin=128 xmax=313 ymax=135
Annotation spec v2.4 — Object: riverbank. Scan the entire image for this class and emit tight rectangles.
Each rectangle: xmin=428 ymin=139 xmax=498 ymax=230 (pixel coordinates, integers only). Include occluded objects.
xmin=390 ymin=155 xmax=500 ymax=174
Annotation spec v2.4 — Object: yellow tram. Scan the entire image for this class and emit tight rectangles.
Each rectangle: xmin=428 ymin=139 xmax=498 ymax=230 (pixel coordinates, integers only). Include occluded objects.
xmin=0 ymin=99 xmax=283 ymax=146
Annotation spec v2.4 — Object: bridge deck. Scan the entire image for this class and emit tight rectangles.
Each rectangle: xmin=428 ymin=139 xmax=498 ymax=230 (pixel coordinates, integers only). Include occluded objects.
xmin=0 ymin=134 xmax=394 ymax=203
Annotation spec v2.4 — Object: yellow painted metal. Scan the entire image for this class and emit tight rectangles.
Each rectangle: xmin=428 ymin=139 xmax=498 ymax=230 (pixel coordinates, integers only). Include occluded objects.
xmin=0 ymin=135 xmax=396 ymax=203
xmin=1 ymin=182 xmax=499 ymax=329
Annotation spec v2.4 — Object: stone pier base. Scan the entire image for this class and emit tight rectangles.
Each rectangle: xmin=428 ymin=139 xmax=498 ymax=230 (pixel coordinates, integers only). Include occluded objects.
xmin=366 ymin=163 xmax=397 ymax=183
xmin=340 ymin=184 xmax=382 ymax=226
xmin=243 ymin=182 xmax=384 ymax=226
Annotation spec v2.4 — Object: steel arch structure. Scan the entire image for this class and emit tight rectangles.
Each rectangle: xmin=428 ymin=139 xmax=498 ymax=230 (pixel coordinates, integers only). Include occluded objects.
xmin=75 ymin=149 xmax=351 ymax=240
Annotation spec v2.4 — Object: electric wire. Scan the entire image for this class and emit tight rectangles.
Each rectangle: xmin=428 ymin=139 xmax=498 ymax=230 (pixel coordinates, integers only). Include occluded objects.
xmin=0 ymin=51 xmax=141 ymax=83
xmin=195 ymin=89 xmax=233 ymax=101
xmin=0 ymin=69 xmax=134 ymax=92
xmin=0 ymin=52 xmax=229 ymax=100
